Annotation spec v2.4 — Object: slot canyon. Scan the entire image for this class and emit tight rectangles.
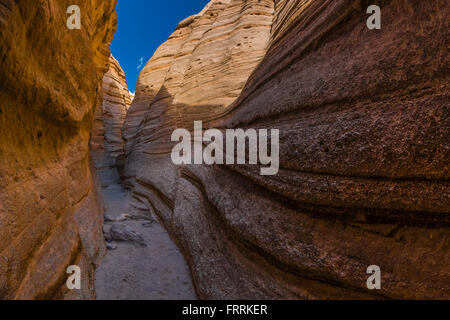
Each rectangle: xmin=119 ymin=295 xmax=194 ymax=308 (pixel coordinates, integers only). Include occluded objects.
xmin=0 ymin=0 xmax=448 ymax=300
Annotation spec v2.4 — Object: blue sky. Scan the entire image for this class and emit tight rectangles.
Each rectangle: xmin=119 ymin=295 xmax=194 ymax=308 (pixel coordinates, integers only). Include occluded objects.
xmin=111 ymin=0 xmax=210 ymax=93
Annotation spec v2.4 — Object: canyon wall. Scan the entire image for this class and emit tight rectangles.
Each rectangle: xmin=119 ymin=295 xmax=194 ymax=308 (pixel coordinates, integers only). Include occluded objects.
xmin=0 ymin=0 xmax=117 ymax=299
xmin=122 ymin=0 xmax=274 ymax=191
xmin=123 ymin=0 xmax=449 ymax=299
xmin=91 ymin=54 xmax=131 ymax=186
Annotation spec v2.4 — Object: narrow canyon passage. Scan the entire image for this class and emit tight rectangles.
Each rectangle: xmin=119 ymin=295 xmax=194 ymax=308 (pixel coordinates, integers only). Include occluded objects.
xmin=93 ymin=166 xmax=196 ymax=300
xmin=91 ymin=0 xmax=448 ymax=299
xmin=90 ymin=55 xmax=196 ymax=299
xmin=0 ymin=0 xmax=447 ymax=301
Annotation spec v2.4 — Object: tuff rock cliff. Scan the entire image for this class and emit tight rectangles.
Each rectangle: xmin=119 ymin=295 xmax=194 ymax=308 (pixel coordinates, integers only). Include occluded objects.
xmin=91 ymin=54 xmax=132 ymax=186
xmin=0 ymin=0 xmax=117 ymax=299
xmin=122 ymin=0 xmax=275 ymax=188
xmin=121 ymin=0 xmax=449 ymax=299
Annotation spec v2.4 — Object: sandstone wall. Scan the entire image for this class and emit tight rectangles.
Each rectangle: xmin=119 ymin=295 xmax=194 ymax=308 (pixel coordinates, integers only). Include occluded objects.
xmin=122 ymin=0 xmax=449 ymax=299
xmin=121 ymin=0 xmax=275 ymax=218
xmin=0 ymin=0 xmax=117 ymax=299
xmin=91 ymin=54 xmax=131 ymax=186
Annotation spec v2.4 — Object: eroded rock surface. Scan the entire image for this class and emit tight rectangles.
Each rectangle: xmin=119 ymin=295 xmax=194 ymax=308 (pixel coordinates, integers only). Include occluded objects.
xmin=0 ymin=0 xmax=117 ymax=299
xmin=122 ymin=0 xmax=449 ymax=299
xmin=109 ymin=223 xmax=146 ymax=247
xmin=122 ymin=0 xmax=275 ymax=191
xmin=91 ymin=54 xmax=132 ymax=186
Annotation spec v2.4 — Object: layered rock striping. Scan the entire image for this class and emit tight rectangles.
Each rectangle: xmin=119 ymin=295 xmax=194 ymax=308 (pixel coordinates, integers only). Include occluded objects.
xmin=91 ymin=54 xmax=132 ymax=186
xmin=0 ymin=0 xmax=117 ymax=299
xmin=121 ymin=0 xmax=449 ymax=299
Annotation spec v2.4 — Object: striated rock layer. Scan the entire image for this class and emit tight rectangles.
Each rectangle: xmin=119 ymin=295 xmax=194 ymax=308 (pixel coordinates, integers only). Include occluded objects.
xmin=122 ymin=0 xmax=275 ymax=189
xmin=91 ymin=54 xmax=131 ymax=186
xmin=0 ymin=0 xmax=117 ymax=299
xmin=122 ymin=0 xmax=449 ymax=299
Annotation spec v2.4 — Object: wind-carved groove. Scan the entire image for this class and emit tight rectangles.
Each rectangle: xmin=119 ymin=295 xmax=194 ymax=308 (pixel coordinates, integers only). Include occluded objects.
xmin=178 ymin=168 xmax=390 ymax=299
xmin=135 ymin=178 xmax=175 ymax=211
xmin=223 ymin=165 xmax=450 ymax=228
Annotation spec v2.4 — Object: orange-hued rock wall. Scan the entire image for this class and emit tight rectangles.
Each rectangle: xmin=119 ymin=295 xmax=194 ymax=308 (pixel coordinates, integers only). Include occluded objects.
xmin=0 ymin=0 xmax=117 ymax=299
xmin=121 ymin=0 xmax=449 ymax=299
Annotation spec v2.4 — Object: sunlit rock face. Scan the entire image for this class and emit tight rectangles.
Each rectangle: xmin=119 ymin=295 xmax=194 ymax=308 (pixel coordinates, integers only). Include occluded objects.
xmin=122 ymin=0 xmax=449 ymax=300
xmin=0 ymin=0 xmax=117 ymax=299
xmin=91 ymin=55 xmax=131 ymax=186
xmin=121 ymin=0 xmax=275 ymax=190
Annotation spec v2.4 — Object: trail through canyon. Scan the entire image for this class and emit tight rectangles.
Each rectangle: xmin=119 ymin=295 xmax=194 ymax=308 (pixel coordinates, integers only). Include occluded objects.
xmin=94 ymin=167 xmax=196 ymax=300
xmin=90 ymin=55 xmax=197 ymax=300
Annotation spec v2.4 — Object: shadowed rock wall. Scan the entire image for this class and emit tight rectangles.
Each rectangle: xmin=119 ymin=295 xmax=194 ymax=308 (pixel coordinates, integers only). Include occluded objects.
xmin=0 ymin=0 xmax=117 ymax=299
xmin=122 ymin=0 xmax=449 ymax=299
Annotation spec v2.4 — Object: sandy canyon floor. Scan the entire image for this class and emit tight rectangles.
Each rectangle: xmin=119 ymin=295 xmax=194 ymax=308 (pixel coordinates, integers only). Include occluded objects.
xmin=94 ymin=167 xmax=196 ymax=300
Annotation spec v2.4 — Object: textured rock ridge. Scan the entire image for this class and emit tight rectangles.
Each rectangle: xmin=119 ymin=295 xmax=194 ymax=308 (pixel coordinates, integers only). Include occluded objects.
xmin=0 ymin=0 xmax=117 ymax=299
xmin=91 ymin=54 xmax=131 ymax=185
xmin=122 ymin=0 xmax=275 ymax=188
xmin=122 ymin=0 xmax=449 ymax=299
